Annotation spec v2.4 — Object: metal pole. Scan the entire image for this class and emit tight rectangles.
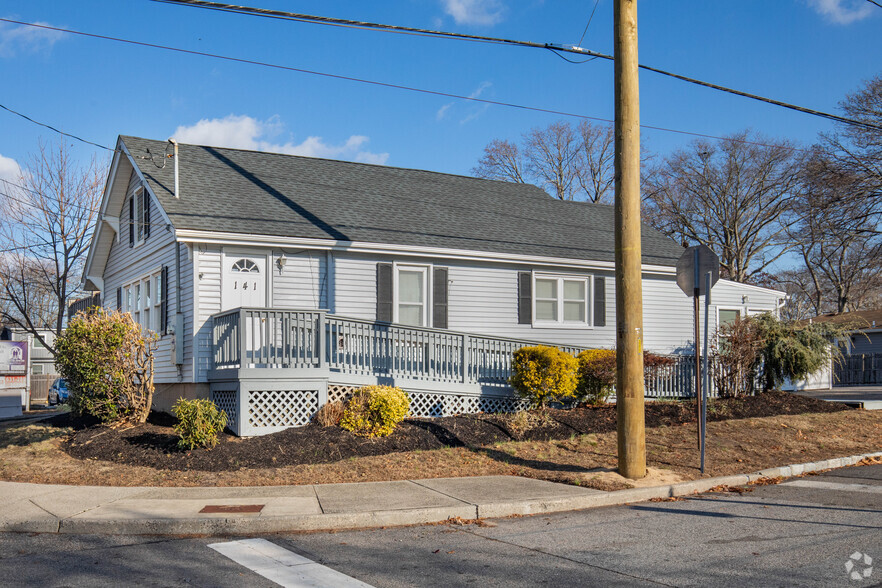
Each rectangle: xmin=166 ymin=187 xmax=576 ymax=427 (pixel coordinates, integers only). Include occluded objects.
xmin=693 ymin=289 xmax=702 ymax=453
xmin=614 ymin=0 xmax=646 ymax=480
xmin=693 ymin=248 xmax=702 ymax=455
xmin=701 ymin=272 xmax=711 ymax=473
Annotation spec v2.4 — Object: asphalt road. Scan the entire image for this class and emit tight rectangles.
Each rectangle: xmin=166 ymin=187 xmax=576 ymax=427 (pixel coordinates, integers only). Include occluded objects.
xmin=1 ymin=465 xmax=879 ymax=587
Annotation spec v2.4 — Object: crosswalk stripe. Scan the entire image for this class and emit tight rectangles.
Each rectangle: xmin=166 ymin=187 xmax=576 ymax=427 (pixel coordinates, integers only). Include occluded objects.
xmin=208 ymin=538 xmax=375 ymax=588
xmin=781 ymin=480 xmax=882 ymax=494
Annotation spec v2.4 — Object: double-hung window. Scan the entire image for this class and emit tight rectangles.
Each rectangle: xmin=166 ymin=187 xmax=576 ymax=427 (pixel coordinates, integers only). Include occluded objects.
xmin=533 ymin=273 xmax=591 ymax=326
xmin=394 ymin=265 xmax=428 ymax=327
xmin=123 ymin=271 xmax=163 ymax=333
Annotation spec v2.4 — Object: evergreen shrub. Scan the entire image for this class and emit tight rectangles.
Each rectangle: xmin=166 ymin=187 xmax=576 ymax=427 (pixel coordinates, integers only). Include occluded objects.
xmin=340 ymin=385 xmax=410 ymax=437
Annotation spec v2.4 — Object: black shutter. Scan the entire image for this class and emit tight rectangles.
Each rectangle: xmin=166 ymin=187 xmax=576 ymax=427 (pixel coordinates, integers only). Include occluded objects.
xmin=160 ymin=266 xmax=169 ymax=334
xmin=594 ymin=276 xmax=606 ymax=327
xmin=432 ymin=267 xmax=448 ymax=329
xmin=376 ymin=263 xmax=393 ymax=322
xmin=144 ymin=191 xmax=151 ymax=239
xmin=136 ymin=189 xmax=144 ymax=242
xmin=128 ymin=197 xmax=134 ymax=248
xmin=518 ymin=272 xmax=532 ymax=324
xmin=116 ymin=287 xmax=122 ymax=310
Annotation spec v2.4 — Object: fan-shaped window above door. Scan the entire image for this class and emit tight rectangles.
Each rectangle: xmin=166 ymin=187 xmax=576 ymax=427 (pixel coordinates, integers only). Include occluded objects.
xmin=231 ymin=259 xmax=260 ymax=273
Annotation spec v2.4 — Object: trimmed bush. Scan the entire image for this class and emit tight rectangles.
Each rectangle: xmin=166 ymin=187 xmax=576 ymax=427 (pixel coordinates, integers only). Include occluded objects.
xmin=172 ymin=398 xmax=228 ymax=450
xmin=576 ymin=349 xmax=616 ymax=404
xmin=576 ymin=349 xmax=676 ymax=404
xmin=340 ymin=385 xmax=410 ymax=437
xmin=55 ymin=309 xmax=157 ymax=424
xmin=313 ymin=400 xmax=345 ymax=427
xmin=509 ymin=345 xmax=578 ymax=408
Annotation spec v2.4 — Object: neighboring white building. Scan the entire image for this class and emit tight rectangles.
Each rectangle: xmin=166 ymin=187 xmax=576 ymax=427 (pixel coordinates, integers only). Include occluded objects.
xmin=82 ymin=136 xmax=785 ymax=435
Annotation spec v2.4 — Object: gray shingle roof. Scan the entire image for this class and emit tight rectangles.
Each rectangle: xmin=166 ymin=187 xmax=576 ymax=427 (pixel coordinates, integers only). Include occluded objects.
xmin=122 ymin=136 xmax=684 ymax=266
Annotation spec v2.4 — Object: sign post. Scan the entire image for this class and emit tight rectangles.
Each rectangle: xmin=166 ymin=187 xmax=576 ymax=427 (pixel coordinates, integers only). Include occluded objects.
xmin=0 ymin=341 xmax=28 ymax=419
xmin=676 ymin=245 xmax=719 ymax=472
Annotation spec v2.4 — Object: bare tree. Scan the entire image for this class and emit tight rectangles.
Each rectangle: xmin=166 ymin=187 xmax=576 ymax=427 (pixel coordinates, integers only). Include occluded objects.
xmin=472 ymin=138 xmax=527 ymax=184
xmin=523 ymin=121 xmax=581 ymax=200
xmin=643 ymin=131 xmax=804 ymax=283
xmin=473 ymin=120 xmax=617 ymax=203
xmin=574 ymin=121 xmax=616 ymax=204
xmin=0 ymin=140 xmax=105 ymax=352
xmin=781 ymin=151 xmax=882 ymax=316
xmin=816 ymin=75 xmax=882 ymax=248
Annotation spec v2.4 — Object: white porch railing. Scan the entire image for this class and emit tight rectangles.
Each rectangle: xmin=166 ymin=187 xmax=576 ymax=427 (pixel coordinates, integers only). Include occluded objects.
xmin=212 ymin=307 xmax=325 ymax=371
xmin=210 ymin=307 xmax=703 ymax=397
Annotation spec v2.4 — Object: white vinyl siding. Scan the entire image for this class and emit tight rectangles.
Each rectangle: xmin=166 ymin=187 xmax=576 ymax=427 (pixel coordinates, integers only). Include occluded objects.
xmin=103 ymin=170 xmax=192 ymax=384
xmin=187 ymin=245 xmax=785 ymax=382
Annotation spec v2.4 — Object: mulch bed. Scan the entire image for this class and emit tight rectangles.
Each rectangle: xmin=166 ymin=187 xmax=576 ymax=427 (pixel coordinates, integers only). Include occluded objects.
xmin=54 ymin=392 xmax=849 ymax=473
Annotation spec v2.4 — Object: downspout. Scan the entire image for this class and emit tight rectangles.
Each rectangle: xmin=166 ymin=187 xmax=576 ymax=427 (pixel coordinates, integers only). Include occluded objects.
xmin=170 ymin=137 xmax=184 ymax=366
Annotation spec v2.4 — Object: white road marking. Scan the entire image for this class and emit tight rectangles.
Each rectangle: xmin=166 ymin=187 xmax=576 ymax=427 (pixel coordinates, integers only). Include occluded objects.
xmin=208 ymin=538 xmax=375 ymax=588
xmin=781 ymin=480 xmax=882 ymax=494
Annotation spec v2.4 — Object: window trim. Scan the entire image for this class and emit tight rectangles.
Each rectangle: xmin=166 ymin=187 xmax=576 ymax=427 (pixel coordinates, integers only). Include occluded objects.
xmin=122 ymin=268 xmax=163 ymax=335
xmin=715 ymin=306 xmax=743 ymax=344
xmin=531 ymin=272 xmax=594 ymax=329
xmin=392 ymin=263 xmax=431 ymax=327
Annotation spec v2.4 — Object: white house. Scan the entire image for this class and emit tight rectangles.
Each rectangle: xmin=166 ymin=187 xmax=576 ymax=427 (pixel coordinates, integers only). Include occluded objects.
xmin=82 ymin=136 xmax=785 ymax=435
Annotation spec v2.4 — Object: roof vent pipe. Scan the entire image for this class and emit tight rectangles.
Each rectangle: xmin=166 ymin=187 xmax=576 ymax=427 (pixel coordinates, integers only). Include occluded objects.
xmin=168 ymin=138 xmax=179 ymax=199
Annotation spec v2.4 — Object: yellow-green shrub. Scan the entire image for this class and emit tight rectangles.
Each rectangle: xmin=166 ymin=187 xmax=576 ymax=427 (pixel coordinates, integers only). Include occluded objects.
xmin=576 ymin=349 xmax=617 ymax=405
xmin=55 ymin=309 xmax=157 ymax=424
xmin=509 ymin=345 xmax=578 ymax=408
xmin=172 ymin=398 xmax=228 ymax=450
xmin=340 ymin=385 xmax=410 ymax=437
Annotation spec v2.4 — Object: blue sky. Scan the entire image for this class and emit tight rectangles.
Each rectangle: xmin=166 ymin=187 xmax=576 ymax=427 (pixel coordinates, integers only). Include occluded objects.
xmin=0 ymin=0 xmax=880 ymax=190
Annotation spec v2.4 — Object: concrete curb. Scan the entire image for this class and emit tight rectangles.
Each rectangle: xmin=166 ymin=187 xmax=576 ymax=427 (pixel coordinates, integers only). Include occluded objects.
xmin=5 ymin=450 xmax=881 ymax=536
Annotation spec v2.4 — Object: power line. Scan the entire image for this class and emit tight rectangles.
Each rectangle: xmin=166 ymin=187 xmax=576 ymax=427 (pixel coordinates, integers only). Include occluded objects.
xmin=0 ymin=22 xmax=814 ymax=154
xmin=867 ymin=0 xmax=882 ymax=9
xmin=578 ymin=0 xmax=601 ymax=47
xmin=0 ymin=104 xmax=114 ymax=151
xmin=149 ymin=0 xmax=882 ymax=132
xmin=0 ymin=179 xmax=101 ymax=214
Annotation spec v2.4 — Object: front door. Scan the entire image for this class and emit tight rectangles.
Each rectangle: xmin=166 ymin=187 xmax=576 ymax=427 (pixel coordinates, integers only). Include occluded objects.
xmin=222 ymin=256 xmax=266 ymax=311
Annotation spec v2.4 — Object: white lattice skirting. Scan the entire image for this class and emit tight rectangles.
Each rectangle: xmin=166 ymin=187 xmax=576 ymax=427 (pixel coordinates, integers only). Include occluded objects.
xmin=327 ymin=383 xmax=528 ymax=418
xmin=248 ymin=389 xmax=319 ymax=430
xmin=210 ymin=389 xmax=240 ymax=436
xmin=212 ymin=382 xmax=526 ymax=436
xmin=405 ymin=391 xmax=529 ymax=417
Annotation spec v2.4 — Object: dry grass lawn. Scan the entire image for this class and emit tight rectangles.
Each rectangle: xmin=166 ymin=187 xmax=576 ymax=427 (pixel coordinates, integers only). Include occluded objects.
xmin=0 ymin=409 xmax=878 ymax=491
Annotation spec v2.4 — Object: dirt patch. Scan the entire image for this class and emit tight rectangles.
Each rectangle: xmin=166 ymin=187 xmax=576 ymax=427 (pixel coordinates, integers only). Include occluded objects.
xmin=0 ymin=391 xmax=876 ymax=491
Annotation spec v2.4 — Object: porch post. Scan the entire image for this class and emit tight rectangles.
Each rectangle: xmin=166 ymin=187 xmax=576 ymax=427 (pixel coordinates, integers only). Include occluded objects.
xmin=462 ymin=334 xmax=470 ymax=384
xmin=318 ymin=311 xmax=327 ymax=369
xmin=238 ymin=308 xmax=247 ymax=369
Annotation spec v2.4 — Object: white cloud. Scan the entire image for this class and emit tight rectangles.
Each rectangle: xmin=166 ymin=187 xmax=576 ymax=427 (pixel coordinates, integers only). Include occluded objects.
xmin=807 ymin=0 xmax=874 ymax=24
xmin=436 ymin=102 xmax=453 ymax=120
xmin=441 ymin=0 xmax=506 ymax=26
xmin=0 ymin=22 xmax=65 ymax=58
xmin=0 ymin=154 xmax=22 ymax=187
xmin=436 ymin=81 xmax=493 ymax=124
xmin=172 ymin=114 xmax=389 ymax=165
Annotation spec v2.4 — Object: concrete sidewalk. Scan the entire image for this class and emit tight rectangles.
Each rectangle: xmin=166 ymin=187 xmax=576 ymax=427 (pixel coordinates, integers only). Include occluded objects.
xmin=2 ymin=451 xmax=880 ymax=536
xmin=792 ymin=387 xmax=882 ymax=409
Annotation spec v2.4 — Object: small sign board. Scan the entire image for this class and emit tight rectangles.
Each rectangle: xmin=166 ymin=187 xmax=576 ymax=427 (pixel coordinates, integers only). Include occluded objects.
xmin=0 ymin=342 xmax=27 ymax=374
xmin=0 ymin=375 xmax=27 ymax=389
xmin=676 ymin=245 xmax=720 ymax=297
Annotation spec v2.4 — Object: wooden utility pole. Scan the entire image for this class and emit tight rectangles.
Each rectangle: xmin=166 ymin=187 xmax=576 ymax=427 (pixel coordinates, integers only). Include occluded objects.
xmin=614 ymin=0 xmax=646 ymax=480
